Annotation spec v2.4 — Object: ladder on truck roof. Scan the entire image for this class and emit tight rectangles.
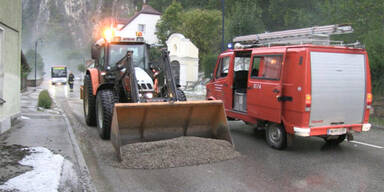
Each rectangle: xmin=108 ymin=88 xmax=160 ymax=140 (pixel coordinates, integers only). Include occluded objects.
xmin=233 ymin=24 xmax=359 ymax=47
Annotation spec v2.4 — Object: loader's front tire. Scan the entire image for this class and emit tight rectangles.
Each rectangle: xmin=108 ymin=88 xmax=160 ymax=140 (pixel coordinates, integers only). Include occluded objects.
xmin=96 ymin=89 xmax=116 ymax=140
xmin=176 ymin=89 xmax=187 ymax=101
xmin=83 ymin=74 xmax=96 ymax=126
xmin=265 ymin=124 xmax=287 ymax=150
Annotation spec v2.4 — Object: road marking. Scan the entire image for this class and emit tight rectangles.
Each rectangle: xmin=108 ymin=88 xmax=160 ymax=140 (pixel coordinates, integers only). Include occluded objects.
xmin=349 ymin=140 xmax=384 ymax=149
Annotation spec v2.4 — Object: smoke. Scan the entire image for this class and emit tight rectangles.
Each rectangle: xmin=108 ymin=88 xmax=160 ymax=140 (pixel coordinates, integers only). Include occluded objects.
xmin=22 ymin=0 xmax=136 ymax=76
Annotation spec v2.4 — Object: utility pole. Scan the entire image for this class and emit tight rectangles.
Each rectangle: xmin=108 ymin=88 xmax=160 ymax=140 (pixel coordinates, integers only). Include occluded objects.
xmin=221 ymin=0 xmax=225 ymax=52
xmin=34 ymin=39 xmax=42 ymax=91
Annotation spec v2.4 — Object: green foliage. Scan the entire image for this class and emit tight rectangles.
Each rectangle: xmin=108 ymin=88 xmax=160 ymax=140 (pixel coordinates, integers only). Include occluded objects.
xmin=77 ymin=64 xmax=86 ymax=73
xmin=201 ymin=53 xmax=219 ymax=77
xmin=155 ymin=1 xmax=184 ymax=44
xmin=156 ymin=0 xmax=384 ymax=92
xmin=38 ymin=90 xmax=52 ymax=109
xmin=149 ymin=47 xmax=162 ymax=64
xmin=226 ymin=1 xmax=264 ymax=39
xmin=179 ymin=9 xmax=222 ymax=55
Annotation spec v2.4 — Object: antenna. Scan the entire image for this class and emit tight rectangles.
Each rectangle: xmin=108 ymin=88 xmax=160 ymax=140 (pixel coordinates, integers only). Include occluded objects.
xmin=233 ymin=24 xmax=354 ymax=46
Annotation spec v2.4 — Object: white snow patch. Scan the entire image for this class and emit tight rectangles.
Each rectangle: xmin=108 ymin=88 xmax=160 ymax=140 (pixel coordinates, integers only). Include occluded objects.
xmin=21 ymin=116 xmax=31 ymax=120
xmin=0 ymin=147 xmax=64 ymax=192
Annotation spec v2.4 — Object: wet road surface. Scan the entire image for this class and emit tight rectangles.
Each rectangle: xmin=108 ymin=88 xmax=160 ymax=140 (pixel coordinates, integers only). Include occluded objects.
xmin=47 ymin=79 xmax=384 ymax=192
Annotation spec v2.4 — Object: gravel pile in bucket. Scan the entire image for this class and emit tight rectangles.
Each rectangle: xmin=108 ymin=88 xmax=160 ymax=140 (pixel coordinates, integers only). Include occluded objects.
xmin=119 ymin=136 xmax=240 ymax=169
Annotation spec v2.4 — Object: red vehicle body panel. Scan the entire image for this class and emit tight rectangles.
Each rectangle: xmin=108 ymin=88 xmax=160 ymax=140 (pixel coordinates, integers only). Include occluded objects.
xmin=87 ymin=68 xmax=100 ymax=96
xmin=206 ymin=44 xmax=371 ymax=137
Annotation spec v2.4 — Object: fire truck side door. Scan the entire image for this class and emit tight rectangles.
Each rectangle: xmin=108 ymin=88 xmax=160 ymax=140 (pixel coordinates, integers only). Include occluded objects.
xmin=247 ymin=54 xmax=284 ymax=123
xmin=212 ymin=54 xmax=233 ymax=110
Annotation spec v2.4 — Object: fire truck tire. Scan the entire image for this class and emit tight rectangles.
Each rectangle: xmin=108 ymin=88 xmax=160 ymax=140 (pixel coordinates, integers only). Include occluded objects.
xmin=265 ymin=124 xmax=287 ymax=149
xmin=176 ymin=89 xmax=187 ymax=101
xmin=323 ymin=134 xmax=346 ymax=145
xmin=83 ymin=74 xmax=96 ymax=126
xmin=96 ymin=89 xmax=116 ymax=140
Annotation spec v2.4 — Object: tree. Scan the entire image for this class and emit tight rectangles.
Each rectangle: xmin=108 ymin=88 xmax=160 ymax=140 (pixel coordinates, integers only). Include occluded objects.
xmin=179 ymin=9 xmax=222 ymax=55
xmin=77 ymin=64 xmax=86 ymax=73
xmin=179 ymin=9 xmax=222 ymax=76
xmin=155 ymin=1 xmax=184 ymax=44
xmin=226 ymin=0 xmax=265 ymax=40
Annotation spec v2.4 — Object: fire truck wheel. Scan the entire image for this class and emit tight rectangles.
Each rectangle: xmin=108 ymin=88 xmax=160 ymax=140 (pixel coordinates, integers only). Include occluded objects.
xmin=265 ymin=124 xmax=287 ymax=149
xmin=96 ymin=89 xmax=116 ymax=140
xmin=83 ymin=74 xmax=96 ymax=126
xmin=323 ymin=134 xmax=346 ymax=145
xmin=176 ymin=89 xmax=187 ymax=101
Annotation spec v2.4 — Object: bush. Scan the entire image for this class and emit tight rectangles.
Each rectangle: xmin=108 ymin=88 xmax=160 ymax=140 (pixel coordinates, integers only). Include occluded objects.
xmin=201 ymin=53 xmax=219 ymax=77
xmin=38 ymin=90 xmax=52 ymax=109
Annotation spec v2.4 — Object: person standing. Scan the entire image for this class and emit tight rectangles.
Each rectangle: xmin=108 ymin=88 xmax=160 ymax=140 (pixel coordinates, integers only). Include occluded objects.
xmin=68 ymin=72 xmax=75 ymax=91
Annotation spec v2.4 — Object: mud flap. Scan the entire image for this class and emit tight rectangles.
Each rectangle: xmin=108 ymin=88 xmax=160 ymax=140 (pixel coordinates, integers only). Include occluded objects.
xmin=111 ymin=100 xmax=233 ymax=161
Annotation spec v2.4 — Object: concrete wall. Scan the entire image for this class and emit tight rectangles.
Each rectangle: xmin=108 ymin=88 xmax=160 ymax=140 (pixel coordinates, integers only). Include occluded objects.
xmin=166 ymin=33 xmax=199 ymax=86
xmin=120 ymin=13 xmax=160 ymax=45
xmin=0 ymin=0 xmax=22 ymax=133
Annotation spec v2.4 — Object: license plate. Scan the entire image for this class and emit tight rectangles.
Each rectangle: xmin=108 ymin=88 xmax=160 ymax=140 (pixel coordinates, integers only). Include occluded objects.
xmin=327 ymin=128 xmax=347 ymax=135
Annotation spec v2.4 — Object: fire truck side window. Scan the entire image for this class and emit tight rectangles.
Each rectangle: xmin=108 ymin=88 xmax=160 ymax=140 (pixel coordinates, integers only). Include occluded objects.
xmin=251 ymin=57 xmax=261 ymax=77
xmin=251 ymin=55 xmax=282 ymax=80
xmin=262 ymin=56 xmax=282 ymax=80
xmin=215 ymin=57 xmax=230 ymax=79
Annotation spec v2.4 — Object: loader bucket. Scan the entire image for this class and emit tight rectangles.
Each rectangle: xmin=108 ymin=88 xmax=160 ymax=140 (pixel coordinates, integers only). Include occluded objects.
xmin=111 ymin=100 xmax=232 ymax=160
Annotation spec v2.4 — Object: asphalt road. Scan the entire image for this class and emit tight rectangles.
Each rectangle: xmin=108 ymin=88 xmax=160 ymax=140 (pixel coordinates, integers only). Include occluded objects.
xmin=47 ymin=79 xmax=384 ymax=192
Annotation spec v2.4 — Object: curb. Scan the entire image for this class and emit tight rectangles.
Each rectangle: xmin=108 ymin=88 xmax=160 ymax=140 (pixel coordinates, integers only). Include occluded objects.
xmin=60 ymin=104 xmax=97 ymax=192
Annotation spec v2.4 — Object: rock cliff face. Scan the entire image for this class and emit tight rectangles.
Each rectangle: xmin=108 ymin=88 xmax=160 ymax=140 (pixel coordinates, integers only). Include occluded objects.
xmin=22 ymin=0 xmax=137 ymax=49
xmin=22 ymin=0 xmax=142 ymax=69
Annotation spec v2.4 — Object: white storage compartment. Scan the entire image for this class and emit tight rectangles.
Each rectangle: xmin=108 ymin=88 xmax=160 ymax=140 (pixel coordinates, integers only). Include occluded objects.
xmin=234 ymin=91 xmax=247 ymax=112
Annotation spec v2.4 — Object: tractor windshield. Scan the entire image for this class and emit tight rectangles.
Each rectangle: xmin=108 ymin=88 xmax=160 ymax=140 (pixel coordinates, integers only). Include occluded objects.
xmin=109 ymin=44 xmax=147 ymax=69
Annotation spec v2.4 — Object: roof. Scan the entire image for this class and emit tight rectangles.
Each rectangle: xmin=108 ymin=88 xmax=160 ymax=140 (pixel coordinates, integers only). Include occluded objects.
xmin=119 ymin=4 xmax=161 ymax=28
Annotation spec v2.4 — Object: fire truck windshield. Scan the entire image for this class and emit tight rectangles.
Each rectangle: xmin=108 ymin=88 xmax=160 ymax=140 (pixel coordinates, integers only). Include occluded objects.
xmin=109 ymin=44 xmax=147 ymax=69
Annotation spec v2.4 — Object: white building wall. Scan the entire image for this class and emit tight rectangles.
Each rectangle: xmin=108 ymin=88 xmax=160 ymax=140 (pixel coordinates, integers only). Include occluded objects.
xmin=167 ymin=33 xmax=199 ymax=87
xmin=120 ymin=14 xmax=160 ymax=45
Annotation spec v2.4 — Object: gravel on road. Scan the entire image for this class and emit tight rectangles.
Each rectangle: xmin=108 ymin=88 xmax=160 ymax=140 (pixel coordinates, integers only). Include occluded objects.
xmin=118 ymin=136 xmax=240 ymax=169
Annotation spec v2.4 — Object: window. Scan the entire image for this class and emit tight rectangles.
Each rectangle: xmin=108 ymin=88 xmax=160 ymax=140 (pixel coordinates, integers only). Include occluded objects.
xmin=251 ymin=55 xmax=282 ymax=80
xmin=251 ymin=57 xmax=261 ymax=77
xmin=138 ymin=24 xmax=145 ymax=33
xmin=109 ymin=44 xmax=147 ymax=69
xmin=234 ymin=57 xmax=250 ymax=71
xmin=215 ymin=57 xmax=230 ymax=79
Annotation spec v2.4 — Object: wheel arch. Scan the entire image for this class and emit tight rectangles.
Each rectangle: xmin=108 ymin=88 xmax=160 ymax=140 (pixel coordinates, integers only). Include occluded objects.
xmin=86 ymin=68 xmax=100 ymax=96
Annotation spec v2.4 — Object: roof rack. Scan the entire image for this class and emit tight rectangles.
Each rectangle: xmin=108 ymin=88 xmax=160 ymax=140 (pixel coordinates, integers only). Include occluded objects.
xmin=233 ymin=24 xmax=357 ymax=47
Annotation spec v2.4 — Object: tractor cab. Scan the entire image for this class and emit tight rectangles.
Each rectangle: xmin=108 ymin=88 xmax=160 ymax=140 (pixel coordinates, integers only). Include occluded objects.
xmin=91 ymin=32 xmax=155 ymax=95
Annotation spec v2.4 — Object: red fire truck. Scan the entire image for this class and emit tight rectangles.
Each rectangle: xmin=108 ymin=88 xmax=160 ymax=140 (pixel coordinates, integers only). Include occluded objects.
xmin=206 ymin=24 xmax=372 ymax=149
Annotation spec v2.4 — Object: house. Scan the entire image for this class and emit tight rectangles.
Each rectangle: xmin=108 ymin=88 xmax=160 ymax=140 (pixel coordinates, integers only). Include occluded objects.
xmin=117 ymin=4 xmax=161 ymax=45
xmin=0 ymin=0 xmax=22 ymax=133
xmin=166 ymin=33 xmax=199 ymax=87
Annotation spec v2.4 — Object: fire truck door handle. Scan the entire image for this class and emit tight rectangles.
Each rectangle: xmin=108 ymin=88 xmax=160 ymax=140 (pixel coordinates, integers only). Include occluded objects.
xmin=273 ymin=89 xmax=280 ymax=94
xmin=223 ymin=83 xmax=228 ymax=87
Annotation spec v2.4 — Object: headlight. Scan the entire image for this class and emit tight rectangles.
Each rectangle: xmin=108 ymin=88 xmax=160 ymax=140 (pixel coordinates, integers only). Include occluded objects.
xmin=144 ymin=92 xmax=153 ymax=99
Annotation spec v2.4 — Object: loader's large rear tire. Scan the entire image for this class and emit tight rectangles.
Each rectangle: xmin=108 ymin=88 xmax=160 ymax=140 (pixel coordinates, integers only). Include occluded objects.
xmin=176 ymin=89 xmax=187 ymax=101
xmin=265 ymin=124 xmax=287 ymax=150
xmin=83 ymin=74 xmax=96 ymax=126
xmin=96 ymin=89 xmax=116 ymax=140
